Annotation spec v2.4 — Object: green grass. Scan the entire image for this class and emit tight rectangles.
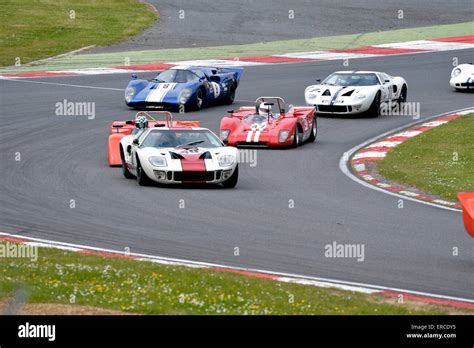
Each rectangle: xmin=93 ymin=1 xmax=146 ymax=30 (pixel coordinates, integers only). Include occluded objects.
xmin=378 ymin=114 xmax=474 ymax=201
xmin=0 ymin=0 xmax=157 ymax=67
xmin=0 ymin=21 xmax=472 ymax=73
xmin=0 ymin=243 xmax=470 ymax=315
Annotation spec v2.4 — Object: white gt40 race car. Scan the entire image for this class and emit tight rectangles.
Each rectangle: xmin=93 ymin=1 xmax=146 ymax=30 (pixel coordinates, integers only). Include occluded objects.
xmin=450 ymin=64 xmax=474 ymax=91
xmin=305 ymin=71 xmax=407 ymax=117
xmin=118 ymin=112 xmax=239 ymax=187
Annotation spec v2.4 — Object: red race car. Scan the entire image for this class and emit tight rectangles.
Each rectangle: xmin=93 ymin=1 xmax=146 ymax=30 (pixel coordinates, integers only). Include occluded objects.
xmin=219 ymin=97 xmax=317 ymax=148
xmin=108 ymin=111 xmax=200 ymax=166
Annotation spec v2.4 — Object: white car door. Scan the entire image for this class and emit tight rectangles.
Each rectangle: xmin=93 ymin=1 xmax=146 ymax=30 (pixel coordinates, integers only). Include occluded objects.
xmin=378 ymin=73 xmax=393 ymax=102
xmin=379 ymin=73 xmax=395 ymax=102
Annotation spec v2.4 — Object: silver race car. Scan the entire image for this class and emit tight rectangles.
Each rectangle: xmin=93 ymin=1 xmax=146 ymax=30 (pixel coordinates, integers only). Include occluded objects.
xmin=305 ymin=71 xmax=407 ymax=117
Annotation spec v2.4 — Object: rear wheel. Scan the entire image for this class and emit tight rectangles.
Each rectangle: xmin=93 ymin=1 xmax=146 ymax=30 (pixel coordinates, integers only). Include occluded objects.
xmin=396 ymin=85 xmax=407 ymax=105
xmin=136 ymin=158 xmax=152 ymax=186
xmin=222 ymin=166 xmax=238 ymax=188
xmin=308 ymin=117 xmax=317 ymax=142
xmin=224 ymin=82 xmax=236 ymax=105
xmin=368 ymin=92 xmax=381 ymax=118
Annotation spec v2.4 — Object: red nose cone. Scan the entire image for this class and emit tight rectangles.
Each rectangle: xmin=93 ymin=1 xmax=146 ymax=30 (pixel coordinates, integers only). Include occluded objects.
xmin=458 ymin=192 xmax=474 ymax=238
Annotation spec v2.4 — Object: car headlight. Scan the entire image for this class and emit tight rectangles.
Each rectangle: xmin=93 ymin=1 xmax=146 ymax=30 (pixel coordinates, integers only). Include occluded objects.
xmin=279 ymin=130 xmax=290 ymax=143
xmin=148 ymin=156 xmax=167 ymax=167
xmin=356 ymin=94 xmax=367 ymax=100
xmin=179 ymin=88 xmax=193 ymax=104
xmin=125 ymin=87 xmax=135 ymax=103
xmin=220 ymin=129 xmax=230 ymax=140
xmin=218 ymin=155 xmax=235 ymax=167
xmin=307 ymin=92 xmax=318 ymax=99
xmin=452 ymin=68 xmax=462 ymax=77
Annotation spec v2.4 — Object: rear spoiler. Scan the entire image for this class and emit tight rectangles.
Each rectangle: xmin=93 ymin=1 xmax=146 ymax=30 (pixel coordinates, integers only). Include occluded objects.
xmin=458 ymin=192 xmax=474 ymax=237
xmin=219 ymin=67 xmax=244 ymax=85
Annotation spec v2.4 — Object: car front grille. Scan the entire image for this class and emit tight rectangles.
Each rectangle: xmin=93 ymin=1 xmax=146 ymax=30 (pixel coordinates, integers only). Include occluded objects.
xmin=317 ymin=105 xmax=349 ymax=113
xmin=173 ymin=171 xmax=218 ymax=182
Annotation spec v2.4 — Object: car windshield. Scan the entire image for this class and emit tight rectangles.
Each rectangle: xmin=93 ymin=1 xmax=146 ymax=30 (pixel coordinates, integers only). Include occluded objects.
xmin=152 ymin=69 xmax=199 ymax=83
xmin=141 ymin=129 xmax=222 ymax=148
xmin=323 ymin=73 xmax=380 ymax=86
xmin=243 ymin=114 xmax=275 ymax=124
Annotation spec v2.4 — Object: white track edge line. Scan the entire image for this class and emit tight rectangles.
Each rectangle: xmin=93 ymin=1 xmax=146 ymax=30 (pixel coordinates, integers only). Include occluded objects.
xmin=339 ymin=107 xmax=474 ymax=213
xmin=1 ymin=231 xmax=473 ymax=304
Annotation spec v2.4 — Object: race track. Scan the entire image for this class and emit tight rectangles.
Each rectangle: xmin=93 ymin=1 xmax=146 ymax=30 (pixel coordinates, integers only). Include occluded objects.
xmin=1 ymin=49 xmax=473 ymax=300
xmin=92 ymin=0 xmax=474 ymax=52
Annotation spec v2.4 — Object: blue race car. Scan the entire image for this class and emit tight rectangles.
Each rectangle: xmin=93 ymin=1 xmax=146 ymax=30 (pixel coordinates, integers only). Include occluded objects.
xmin=124 ymin=66 xmax=243 ymax=111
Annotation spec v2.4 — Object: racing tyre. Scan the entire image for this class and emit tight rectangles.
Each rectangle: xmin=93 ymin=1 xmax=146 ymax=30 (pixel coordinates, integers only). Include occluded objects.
xmin=224 ymin=82 xmax=236 ymax=105
xmin=368 ymin=92 xmax=381 ymax=118
xmin=193 ymin=88 xmax=204 ymax=111
xmin=136 ymin=158 xmax=152 ymax=186
xmin=308 ymin=117 xmax=317 ymax=142
xmin=396 ymin=85 xmax=407 ymax=105
xmin=121 ymin=148 xmax=134 ymax=179
xmin=292 ymin=126 xmax=302 ymax=148
xmin=222 ymin=166 xmax=238 ymax=188
xmin=122 ymin=161 xmax=134 ymax=179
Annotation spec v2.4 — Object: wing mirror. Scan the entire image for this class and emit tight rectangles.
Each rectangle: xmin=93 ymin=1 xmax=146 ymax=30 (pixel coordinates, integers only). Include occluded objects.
xmin=131 ymin=74 xmax=137 ymax=80
xmin=385 ymin=79 xmax=390 ymax=83
xmin=132 ymin=138 xmax=139 ymax=145
xmin=316 ymin=79 xmax=322 ymax=83
xmin=223 ymin=139 xmax=229 ymax=145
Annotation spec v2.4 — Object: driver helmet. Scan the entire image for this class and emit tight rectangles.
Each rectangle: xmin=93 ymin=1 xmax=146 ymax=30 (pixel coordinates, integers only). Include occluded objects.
xmin=135 ymin=115 xmax=148 ymax=129
xmin=258 ymin=103 xmax=272 ymax=117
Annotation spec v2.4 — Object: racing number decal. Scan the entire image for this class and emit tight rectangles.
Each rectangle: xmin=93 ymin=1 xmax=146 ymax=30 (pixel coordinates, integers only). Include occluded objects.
xmin=210 ymin=82 xmax=221 ymax=98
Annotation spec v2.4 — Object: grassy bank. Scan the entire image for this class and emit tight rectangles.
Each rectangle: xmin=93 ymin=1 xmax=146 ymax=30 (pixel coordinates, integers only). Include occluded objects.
xmin=0 ymin=242 xmax=470 ymax=315
xmin=0 ymin=21 xmax=472 ymax=73
xmin=0 ymin=0 xmax=157 ymax=67
xmin=378 ymin=114 xmax=474 ymax=201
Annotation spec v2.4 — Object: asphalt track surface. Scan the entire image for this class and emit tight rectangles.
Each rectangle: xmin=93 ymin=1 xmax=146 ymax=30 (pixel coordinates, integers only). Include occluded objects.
xmin=91 ymin=0 xmax=474 ymax=52
xmin=1 ymin=49 xmax=474 ymax=300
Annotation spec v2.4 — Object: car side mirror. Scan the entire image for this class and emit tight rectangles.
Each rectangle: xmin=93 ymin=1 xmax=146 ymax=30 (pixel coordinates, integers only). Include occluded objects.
xmin=316 ymin=79 xmax=321 ymax=83
xmin=385 ymin=79 xmax=390 ymax=83
xmin=131 ymin=74 xmax=137 ymax=80
xmin=223 ymin=139 xmax=229 ymax=145
xmin=132 ymin=138 xmax=139 ymax=145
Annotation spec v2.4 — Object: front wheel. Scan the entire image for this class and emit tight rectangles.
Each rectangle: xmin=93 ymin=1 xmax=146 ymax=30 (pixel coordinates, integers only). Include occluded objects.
xmin=193 ymin=88 xmax=204 ymax=111
xmin=292 ymin=126 xmax=302 ymax=148
xmin=367 ymin=92 xmax=381 ymax=118
xmin=136 ymin=159 xmax=152 ymax=186
xmin=308 ymin=117 xmax=317 ymax=142
xmin=222 ymin=166 xmax=238 ymax=188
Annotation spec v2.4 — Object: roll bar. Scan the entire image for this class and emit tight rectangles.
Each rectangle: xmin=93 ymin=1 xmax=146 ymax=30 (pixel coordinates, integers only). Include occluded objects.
xmin=136 ymin=111 xmax=173 ymax=127
xmin=255 ymin=97 xmax=286 ymax=114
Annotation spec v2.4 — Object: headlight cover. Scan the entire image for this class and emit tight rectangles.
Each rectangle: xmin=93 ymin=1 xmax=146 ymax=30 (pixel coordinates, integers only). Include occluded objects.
xmin=452 ymin=68 xmax=462 ymax=77
xmin=179 ymin=88 xmax=193 ymax=104
xmin=279 ymin=130 xmax=290 ymax=143
xmin=220 ymin=129 xmax=230 ymax=140
xmin=125 ymin=87 xmax=135 ymax=103
xmin=148 ymin=156 xmax=167 ymax=167
xmin=356 ymin=94 xmax=367 ymax=100
xmin=218 ymin=155 xmax=235 ymax=167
